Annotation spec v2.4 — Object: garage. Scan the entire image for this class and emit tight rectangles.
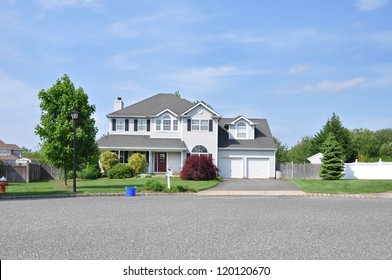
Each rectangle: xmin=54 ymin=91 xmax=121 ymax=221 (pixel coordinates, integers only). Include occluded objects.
xmin=247 ymin=158 xmax=270 ymax=178
xmin=219 ymin=158 xmax=243 ymax=178
xmin=219 ymin=157 xmax=271 ymax=178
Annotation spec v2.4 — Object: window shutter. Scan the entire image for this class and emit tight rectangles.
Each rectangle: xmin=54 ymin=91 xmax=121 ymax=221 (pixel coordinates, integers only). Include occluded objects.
xmin=134 ymin=119 xmax=138 ymax=131
xmin=112 ymin=119 xmax=116 ymax=131
xmin=187 ymin=119 xmax=191 ymax=131
xmin=209 ymin=120 xmax=213 ymax=132
xmin=125 ymin=119 xmax=129 ymax=131
xmin=147 ymin=119 xmax=150 ymax=131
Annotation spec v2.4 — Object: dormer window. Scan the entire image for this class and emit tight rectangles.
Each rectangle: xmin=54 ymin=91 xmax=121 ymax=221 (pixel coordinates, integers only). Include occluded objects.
xmin=163 ymin=116 xmax=171 ymax=131
xmin=237 ymin=122 xmax=247 ymax=138
xmin=155 ymin=115 xmax=178 ymax=131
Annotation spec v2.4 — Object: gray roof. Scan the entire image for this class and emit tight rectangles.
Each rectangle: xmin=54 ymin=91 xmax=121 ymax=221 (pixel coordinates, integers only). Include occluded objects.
xmin=97 ymin=135 xmax=187 ymax=150
xmin=108 ymin=93 xmax=194 ymax=117
xmin=218 ymin=118 xmax=277 ymax=150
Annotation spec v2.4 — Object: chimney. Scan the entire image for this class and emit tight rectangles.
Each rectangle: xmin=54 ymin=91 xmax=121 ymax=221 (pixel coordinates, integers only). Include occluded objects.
xmin=114 ymin=97 xmax=123 ymax=111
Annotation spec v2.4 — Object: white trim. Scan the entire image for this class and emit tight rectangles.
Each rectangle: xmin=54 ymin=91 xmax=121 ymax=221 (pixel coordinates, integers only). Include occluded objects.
xmin=156 ymin=108 xmax=178 ymax=117
xmin=230 ymin=116 xmax=254 ymax=125
xmin=182 ymin=102 xmax=221 ymax=117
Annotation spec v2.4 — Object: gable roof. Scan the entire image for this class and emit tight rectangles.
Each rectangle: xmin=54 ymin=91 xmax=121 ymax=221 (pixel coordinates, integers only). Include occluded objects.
xmin=229 ymin=116 xmax=255 ymax=125
xmin=107 ymin=93 xmax=194 ymax=117
xmin=0 ymin=140 xmax=21 ymax=151
xmin=182 ymin=102 xmax=221 ymax=118
xmin=218 ymin=118 xmax=276 ymax=150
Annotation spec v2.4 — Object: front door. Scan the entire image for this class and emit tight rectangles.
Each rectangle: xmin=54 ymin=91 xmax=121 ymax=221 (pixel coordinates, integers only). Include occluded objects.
xmin=155 ymin=152 xmax=167 ymax=172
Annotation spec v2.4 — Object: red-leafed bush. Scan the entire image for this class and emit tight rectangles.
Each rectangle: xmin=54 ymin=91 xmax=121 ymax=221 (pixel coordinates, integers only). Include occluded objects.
xmin=180 ymin=155 xmax=219 ymax=181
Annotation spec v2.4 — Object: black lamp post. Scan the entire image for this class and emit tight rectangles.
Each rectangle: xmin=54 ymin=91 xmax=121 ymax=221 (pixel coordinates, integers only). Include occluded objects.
xmin=71 ymin=110 xmax=79 ymax=192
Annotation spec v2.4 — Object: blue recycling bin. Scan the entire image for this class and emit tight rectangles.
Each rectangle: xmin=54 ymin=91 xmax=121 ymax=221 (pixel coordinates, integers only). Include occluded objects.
xmin=125 ymin=186 xmax=136 ymax=196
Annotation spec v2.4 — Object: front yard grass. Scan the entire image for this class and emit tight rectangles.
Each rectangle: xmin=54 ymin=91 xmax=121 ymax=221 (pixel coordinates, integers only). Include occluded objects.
xmin=287 ymin=179 xmax=392 ymax=194
xmin=1 ymin=177 xmax=220 ymax=196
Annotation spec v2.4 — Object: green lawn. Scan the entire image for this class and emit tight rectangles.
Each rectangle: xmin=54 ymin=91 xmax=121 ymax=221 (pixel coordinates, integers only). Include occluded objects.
xmin=1 ymin=177 xmax=220 ymax=196
xmin=287 ymin=179 xmax=392 ymax=194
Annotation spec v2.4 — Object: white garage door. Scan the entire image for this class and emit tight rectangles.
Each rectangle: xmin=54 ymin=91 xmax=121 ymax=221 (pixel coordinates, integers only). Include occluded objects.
xmin=247 ymin=158 xmax=270 ymax=178
xmin=220 ymin=158 xmax=243 ymax=178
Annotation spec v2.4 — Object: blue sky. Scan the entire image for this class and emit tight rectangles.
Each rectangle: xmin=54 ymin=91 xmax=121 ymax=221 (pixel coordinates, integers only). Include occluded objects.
xmin=1 ymin=0 xmax=391 ymax=149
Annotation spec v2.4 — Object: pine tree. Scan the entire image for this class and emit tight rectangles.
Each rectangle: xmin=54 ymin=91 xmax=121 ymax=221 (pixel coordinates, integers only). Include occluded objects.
xmin=319 ymin=133 xmax=345 ymax=180
xmin=312 ymin=113 xmax=355 ymax=162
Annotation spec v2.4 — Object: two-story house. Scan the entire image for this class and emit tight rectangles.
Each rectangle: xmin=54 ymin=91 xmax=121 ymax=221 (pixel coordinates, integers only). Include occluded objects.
xmin=97 ymin=93 xmax=276 ymax=178
xmin=0 ymin=140 xmax=22 ymax=165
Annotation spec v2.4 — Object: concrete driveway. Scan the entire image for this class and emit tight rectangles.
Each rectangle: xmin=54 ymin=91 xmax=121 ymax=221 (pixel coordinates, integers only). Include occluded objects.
xmin=212 ymin=179 xmax=299 ymax=191
xmin=198 ymin=179 xmax=304 ymax=196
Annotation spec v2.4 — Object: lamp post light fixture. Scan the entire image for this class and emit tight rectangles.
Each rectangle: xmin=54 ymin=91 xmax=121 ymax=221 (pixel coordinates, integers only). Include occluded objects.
xmin=71 ymin=110 xmax=79 ymax=192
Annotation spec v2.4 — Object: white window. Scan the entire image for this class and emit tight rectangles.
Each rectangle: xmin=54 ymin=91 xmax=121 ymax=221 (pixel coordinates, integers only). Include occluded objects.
xmin=156 ymin=119 xmax=161 ymax=131
xmin=192 ymin=119 xmax=200 ymax=130
xmin=201 ymin=120 xmax=209 ymax=131
xmin=138 ymin=119 xmax=146 ymax=131
xmin=163 ymin=116 xmax=171 ymax=131
xmin=191 ymin=145 xmax=208 ymax=155
xmin=191 ymin=119 xmax=209 ymax=131
xmin=237 ymin=122 xmax=247 ymax=138
xmin=173 ymin=120 xmax=178 ymax=131
xmin=116 ymin=119 xmax=125 ymax=131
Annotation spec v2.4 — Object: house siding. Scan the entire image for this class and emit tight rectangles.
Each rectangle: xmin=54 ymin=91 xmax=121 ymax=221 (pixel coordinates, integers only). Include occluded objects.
xmin=181 ymin=105 xmax=219 ymax=163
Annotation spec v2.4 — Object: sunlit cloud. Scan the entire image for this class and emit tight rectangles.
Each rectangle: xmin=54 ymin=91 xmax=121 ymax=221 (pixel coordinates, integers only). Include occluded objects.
xmin=293 ymin=77 xmax=367 ymax=94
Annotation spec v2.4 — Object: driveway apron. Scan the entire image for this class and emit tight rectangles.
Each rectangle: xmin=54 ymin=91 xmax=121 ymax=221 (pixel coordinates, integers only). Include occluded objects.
xmin=213 ymin=179 xmax=299 ymax=191
xmin=198 ymin=179 xmax=304 ymax=196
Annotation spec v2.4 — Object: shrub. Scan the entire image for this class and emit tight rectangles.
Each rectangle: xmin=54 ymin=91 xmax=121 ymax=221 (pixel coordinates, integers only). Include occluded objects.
xmin=164 ymin=185 xmax=188 ymax=193
xmin=128 ymin=153 xmax=147 ymax=175
xmin=99 ymin=151 xmax=119 ymax=174
xmin=180 ymin=155 xmax=219 ymax=181
xmin=107 ymin=163 xmax=134 ymax=179
xmin=144 ymin=180 xmax=164 ymax=192
xmin=81 ymin=164 xmax=101 ymax=180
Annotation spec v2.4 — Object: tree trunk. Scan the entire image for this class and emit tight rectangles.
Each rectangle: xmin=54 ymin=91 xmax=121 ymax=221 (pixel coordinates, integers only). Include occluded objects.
xmin=64 ymin=165 xmax=68 ymax=186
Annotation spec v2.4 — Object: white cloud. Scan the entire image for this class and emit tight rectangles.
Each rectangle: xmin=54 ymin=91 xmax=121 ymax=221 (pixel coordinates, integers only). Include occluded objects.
xmin=288 ymin=64 xmax=308 ymax=75
xmin=356 ymin=0 xmax=390 ymax=11
xmin=163 ymin=66 xmax=266 ymax=94
xmin=294 ymin=77 xmax=367 ymax=94
xmin=37 ymin=0 xmax=102 ymax=11
xmin=107 ymin=8 xmax=209 ymax=38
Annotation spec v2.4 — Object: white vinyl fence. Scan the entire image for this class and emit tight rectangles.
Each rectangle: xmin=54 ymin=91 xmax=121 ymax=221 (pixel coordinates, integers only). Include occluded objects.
xmin=343 ymin=160 xmax=392 ymax=180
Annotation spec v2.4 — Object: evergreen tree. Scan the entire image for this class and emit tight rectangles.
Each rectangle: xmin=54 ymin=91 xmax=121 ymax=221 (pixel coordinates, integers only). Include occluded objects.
xmin=312 ymin=113 xmax=355 ymax=162
xmin=319 ymin=133 xmax=345 ymax=180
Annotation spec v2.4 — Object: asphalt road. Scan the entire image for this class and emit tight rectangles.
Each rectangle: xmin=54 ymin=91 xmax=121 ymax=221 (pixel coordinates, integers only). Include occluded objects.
xmin=1 ymin=196 xmax=391 ymax=260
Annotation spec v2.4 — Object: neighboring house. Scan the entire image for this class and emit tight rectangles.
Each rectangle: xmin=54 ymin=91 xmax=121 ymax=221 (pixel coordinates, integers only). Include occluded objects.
xmin=0 ymin=140 xmax=22 ymax=165
xmin=97 ymin=94 xmax=277 ymax=178
xmin=307 ymin=152 xmax=323 ymax=164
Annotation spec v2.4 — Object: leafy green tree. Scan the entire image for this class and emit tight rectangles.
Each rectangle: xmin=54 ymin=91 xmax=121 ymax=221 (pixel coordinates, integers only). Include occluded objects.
xmin=380 ymin=142 xmax=392 ymax=161
xmin=287 ymin=136 xmax=314 ymax=163
xmin=128 ymin=153 xmax=147 ymax=175
xmin=350 ymin=128 xmax=380 ymax=162
xmin=35 ymin=74 xmax=98 ymax=185
xmin=99 ymin=151 xmax=119 ymax=174
xmin=312 ymin=113 xmax=355 ymax=162
xmin=274 ymin=137 xmax=289 ymax=162
xmin=319 ymin=134 xmax=345 ymax=180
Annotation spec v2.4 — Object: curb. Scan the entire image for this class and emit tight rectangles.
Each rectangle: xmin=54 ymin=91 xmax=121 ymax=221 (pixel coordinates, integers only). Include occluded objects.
xmin=0 ymin=192 xmax=197 ymax=200
xmin=1 ymin=191 xmax=391 ymax=200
